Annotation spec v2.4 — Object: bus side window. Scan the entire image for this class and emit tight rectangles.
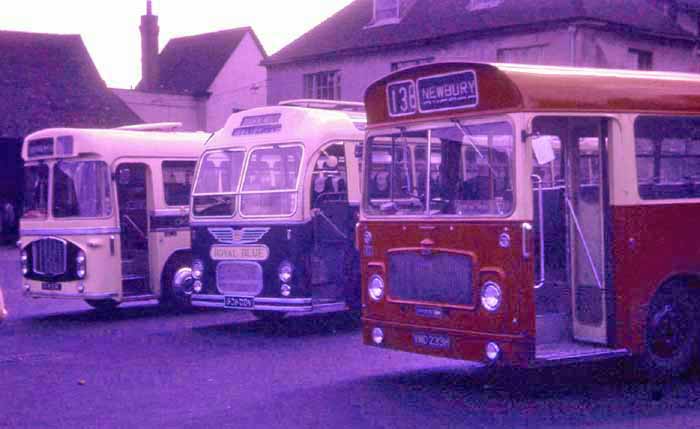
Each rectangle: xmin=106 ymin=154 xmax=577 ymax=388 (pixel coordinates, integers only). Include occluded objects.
xmin=312 ymin=142 xmax=348 ymax=208
xmin=163 ymin=160 xmax=196 ymax=206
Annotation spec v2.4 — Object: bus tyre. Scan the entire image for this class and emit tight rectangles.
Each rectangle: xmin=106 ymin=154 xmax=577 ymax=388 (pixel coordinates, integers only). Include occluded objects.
xmin=85 ymin=299 xmax=119 ymax=312
xmin=642 ymin=283 xmax=699 ymax=379
xmin=252 ymin=311 xmax=286 ymax=323
xmin=160 ymin=255 xmax=193 ymax=310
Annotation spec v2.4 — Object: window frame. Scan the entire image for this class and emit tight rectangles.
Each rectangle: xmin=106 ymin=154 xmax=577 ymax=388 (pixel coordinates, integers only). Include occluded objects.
xmin=303 ymin=70 xmax=342 ymax=100
xmin=162 ymin=160 xmax=197 ymax=207
xmin=362 ymin=116 xmax=517 ymax=218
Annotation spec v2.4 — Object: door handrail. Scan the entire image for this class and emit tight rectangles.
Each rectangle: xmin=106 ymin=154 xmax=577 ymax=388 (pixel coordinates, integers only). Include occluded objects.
xmin=531 ymin=174 xmax=546 ymax=289
xmin=565 ymin=196 xmax=603 ymax=290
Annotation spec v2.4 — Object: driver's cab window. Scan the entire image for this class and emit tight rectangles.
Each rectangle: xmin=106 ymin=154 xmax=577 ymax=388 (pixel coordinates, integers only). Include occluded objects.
xmin=311 ymin=142 xmax=348 ymax=208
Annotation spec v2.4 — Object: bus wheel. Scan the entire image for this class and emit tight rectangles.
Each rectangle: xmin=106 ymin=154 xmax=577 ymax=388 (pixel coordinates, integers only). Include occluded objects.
xmin=160 ymin=255 xmax=193 ymax=310
xmin=85 ymin=299 xmax=119 ymax=312
xmin=642 ymin=283 xmax=699 ymax=378
xmin=252 ymin=311 xmax=286 ymax=323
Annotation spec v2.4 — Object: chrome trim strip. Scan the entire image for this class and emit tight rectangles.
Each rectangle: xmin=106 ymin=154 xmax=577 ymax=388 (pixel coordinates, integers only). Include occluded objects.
xmin=28 ymin=292 xmax=118 ymax=300
xmin=191 ymin=294 xmax=223 ymax=302
xmin=152 ymin=209 xmax=188 ymax=216
xmin=151 ymin=226 xmax=190 ymax=232
xmin=255 ymin=297 xmax=312 ymax=305
xmin=21 ymin=227 xmax=121 ymax=236
xmin=190 ymin=301 xmax=223 ymax=309
xmin=121 ymin=294 xmax=157 ymax=302
xmin=253 ymin=305 xmax=313 ymax=312
xmin=190 ymin=219 xmax=309 ymax=226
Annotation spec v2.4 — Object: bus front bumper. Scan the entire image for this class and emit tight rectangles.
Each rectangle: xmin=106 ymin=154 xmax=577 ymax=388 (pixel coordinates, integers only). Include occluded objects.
xmin=191 ymin=294 xmax=348 ymax=313
xmin=362 ymin=317 xmax=532 ymax=367
xmin=25 ymin=291 xmax=118 ymax=300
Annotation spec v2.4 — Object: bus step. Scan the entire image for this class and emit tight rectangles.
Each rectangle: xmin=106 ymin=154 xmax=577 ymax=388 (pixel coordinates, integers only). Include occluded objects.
xmin=534 ymin=341 xmax=629 ymax=366
xmin=536 ymin=313 xmax=569 ymax=344
xmin=122 ymin=274 xmax=147 ymax=281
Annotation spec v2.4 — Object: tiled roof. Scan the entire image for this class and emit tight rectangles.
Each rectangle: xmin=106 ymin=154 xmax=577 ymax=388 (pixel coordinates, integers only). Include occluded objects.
xmin=265 ymin=0 xmax=697 ymax=65
xmin=0 ymin=31 xmax=142 ymax=139
xmin=139 ymin=27 xmax=266 ymax=95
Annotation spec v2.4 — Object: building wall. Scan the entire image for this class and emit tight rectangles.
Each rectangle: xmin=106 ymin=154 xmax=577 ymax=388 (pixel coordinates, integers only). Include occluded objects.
xmin=266 ymin=24 xmax=699 ymax=104
xmin=112 ymin=88 xmax=206 ymax=131
xmin=206 ymin=32 xmax=268 ymax=129
xmin=577 ymin=27 xmax=699 ymax=72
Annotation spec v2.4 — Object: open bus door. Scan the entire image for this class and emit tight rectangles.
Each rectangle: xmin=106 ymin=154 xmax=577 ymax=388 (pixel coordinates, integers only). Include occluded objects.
xmin=116 ymin=163 xmax=152 ymax=296
xmin=531 ymin=117 xmax=614 ymax=354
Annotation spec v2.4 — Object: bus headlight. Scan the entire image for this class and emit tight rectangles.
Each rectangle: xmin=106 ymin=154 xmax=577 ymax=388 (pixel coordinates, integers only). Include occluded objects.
xmin=371 ymin=327 xmax=384 ymax=345
xmin=368 ymin=274 xmax=385 ymax=301
xmin=481 ymin=281 xmax=502 ymax=312
xmin=76 ymin=250 xmax=86 ymax=279
xmin=278 ymin=260 xmax=294 ymax=283
xmin=20 ymin=250 xmax=28 ymax=275
xmin=192 ymin=259 xmax=204 ymax=280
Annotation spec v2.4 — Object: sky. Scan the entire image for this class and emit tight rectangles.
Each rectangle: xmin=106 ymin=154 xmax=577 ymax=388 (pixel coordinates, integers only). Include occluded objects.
xmin=0 ymin=0 xmax=354 ymax=89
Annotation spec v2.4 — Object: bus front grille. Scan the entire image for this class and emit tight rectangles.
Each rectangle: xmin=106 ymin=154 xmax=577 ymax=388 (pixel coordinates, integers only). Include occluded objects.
xmin=32 ymin=238 xmax=67 ymax=276
xmin=388 ymin=251 xmax=473 ymax=306
xmin=216 ymin=261 xmax=263 ymax=296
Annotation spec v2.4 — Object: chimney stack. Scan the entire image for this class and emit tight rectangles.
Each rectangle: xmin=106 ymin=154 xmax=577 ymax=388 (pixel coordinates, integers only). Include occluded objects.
xmin=140 ymin=0 xmax=160 ymax=91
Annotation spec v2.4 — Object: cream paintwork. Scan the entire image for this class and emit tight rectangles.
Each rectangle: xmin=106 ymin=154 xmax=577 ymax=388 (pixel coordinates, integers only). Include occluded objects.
xmin=20 ymin=233 xmax=123 ymax=299
xmin=192 ymin=105 xmax=366 ymax=224
xmin=20 ymin=127 xmax=207 ymax=304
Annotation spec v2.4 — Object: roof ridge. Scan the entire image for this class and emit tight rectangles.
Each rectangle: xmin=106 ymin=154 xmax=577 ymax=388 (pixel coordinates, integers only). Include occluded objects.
xmin=167 ymin=26 xmax=251 ymax=42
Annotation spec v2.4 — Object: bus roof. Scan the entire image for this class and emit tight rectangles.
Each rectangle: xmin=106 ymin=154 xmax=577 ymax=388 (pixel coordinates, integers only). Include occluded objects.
xmin=22 ymin=127 xmax=209 ymax=162
xmin=207 ymin=104 xmax=366 ymax=153
xmin=364 ymin=62 xmax=700 ymax=127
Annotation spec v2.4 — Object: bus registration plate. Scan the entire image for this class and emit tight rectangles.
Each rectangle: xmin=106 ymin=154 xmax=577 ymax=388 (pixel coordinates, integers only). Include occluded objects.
xmin=41 ymin=282 xmax=61 ymax=291
xmin=224 ymin=296 xmax=254 ymax=309
xmin=412 ymin=332 xmax=450 ymax=350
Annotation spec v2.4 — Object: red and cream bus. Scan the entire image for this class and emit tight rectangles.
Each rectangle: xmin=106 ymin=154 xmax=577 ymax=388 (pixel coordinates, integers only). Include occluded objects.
xmin=20 ymin=124 xmax=207 ymax=311
xmin=359 ymin=61 xmax=700 ymax=377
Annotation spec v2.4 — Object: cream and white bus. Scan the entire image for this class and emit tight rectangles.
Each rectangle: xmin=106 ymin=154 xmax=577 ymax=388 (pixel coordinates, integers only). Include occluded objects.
xmin=189 ymin=100 xmax=365 ymax=320
xmin=19 ymin=124 xmax=208 ymax=311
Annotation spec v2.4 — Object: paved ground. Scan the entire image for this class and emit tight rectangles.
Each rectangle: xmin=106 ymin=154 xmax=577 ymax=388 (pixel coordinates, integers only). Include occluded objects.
xmin=2 ymin=245 xmax=700 ymax=429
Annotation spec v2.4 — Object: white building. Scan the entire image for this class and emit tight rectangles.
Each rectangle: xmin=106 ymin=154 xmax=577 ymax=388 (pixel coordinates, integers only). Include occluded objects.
xmin=114 ymin=2 xmax=267 ymax=131
xmin=263 ymin=0 xmax=700 ymax=104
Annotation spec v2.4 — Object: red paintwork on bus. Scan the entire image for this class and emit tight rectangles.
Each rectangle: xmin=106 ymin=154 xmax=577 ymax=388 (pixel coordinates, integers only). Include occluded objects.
xmin=365 ymin=62 xmax=700 ymax=127
xmin=611 ymin=203 xmax=700 ymax=355
xmin=360 ymin=221 xmax=536 ymax=366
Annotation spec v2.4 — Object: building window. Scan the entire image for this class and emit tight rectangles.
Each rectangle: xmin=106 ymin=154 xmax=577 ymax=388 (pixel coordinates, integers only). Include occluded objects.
xmin=303 ymin=71 xmax=341 ymax=100
xmin=468 ymin=0 xmax=503 ymax=11
xmin=497 ymin=45 xmax=545 ymax=64
xmin=628 ymin=49 xmax=653 ymax=70
xmin=374 ymin=0 xmax=399 ymax=21
xmin=391 ymin=57 xmax=434 ymax=71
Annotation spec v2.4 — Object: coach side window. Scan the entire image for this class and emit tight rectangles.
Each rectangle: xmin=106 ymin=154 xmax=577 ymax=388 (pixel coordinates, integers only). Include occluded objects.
xmin=635 ymin=116 xmax=700 ymax=199
xmin=163 ymin=161 xmax=196 ymax=206
xmin=311 ymin=143 xmax=348 ymax=208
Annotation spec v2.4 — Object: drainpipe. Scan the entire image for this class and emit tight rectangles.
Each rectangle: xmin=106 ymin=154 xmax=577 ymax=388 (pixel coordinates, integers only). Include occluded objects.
xmin=569 ymin=24 xmax=578 ymax=67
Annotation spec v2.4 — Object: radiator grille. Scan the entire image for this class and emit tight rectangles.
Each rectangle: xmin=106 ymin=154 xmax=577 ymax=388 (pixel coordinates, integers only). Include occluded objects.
xmin=216 ymin=261 xmax=263 ymax=295
xmin=388 ymin=251 xmax=472 ymax=305
xmin=32 ymin=238 xmax=67 ymax=276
